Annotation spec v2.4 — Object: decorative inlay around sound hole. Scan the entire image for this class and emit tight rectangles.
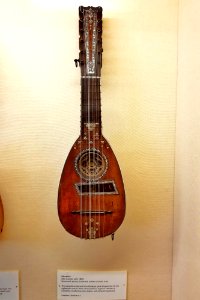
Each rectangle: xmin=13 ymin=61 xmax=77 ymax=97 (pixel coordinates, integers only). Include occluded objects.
xmin=75 ymin=149 xmax=108 ymax=181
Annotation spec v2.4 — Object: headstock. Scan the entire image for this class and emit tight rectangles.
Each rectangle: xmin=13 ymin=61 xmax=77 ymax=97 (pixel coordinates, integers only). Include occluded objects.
xmin=78 ymin=6 xmax=103 ymax=77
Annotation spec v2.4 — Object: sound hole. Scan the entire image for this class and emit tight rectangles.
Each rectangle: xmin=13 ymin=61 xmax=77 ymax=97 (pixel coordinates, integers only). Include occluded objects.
xmin=75 ymin=149 xmax=108 ymax=181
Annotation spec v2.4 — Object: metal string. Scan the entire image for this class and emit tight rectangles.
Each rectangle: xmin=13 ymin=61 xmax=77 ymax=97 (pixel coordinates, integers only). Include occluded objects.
xmin=81 ymin=9 xmax=86 ymax=239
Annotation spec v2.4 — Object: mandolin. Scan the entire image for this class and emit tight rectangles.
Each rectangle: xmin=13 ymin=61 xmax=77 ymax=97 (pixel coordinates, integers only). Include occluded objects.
xmin=0 ymin=196 xmax=4 ymax=233
xmin=58 ymin=6 xmax=125 ymax=239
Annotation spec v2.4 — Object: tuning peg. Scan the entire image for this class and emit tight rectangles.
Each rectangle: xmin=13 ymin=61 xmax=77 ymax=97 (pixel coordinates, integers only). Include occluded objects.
xmin=79 ymin=6 xmax=84 ymax=19
xmin=79 ymin=38 xmax=84 ymax=50
xmin=97 ymin=7 xmax=102 ymax=19
xmin=79 ymin=20 xmax=84 ymax=33
xmin=97 ymin=20 xmax=102 ymax=29
xmin=97 ymin=38 xmax=102 ymax=45
xmin=74 ymin=59 xmax=80 ymax=67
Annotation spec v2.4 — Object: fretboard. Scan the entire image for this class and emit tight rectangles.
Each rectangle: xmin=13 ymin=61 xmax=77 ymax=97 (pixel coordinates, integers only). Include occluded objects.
xmin=81 ymin=77 xmax=101 ymax=135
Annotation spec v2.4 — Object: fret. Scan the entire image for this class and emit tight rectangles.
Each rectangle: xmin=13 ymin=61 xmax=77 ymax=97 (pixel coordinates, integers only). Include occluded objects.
xmin=81 ymin=76 xmax=101 ymax=78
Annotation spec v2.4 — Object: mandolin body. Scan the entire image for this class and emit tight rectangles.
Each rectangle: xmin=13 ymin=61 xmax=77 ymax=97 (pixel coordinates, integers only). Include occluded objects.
xmin=58 ymin=135 xmax=125 ymax=239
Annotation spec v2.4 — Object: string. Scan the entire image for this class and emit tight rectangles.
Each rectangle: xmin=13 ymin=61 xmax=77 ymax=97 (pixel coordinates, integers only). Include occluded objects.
xmin=91 ymin=61 xmax=95 ymax=238
xmin=97 ymin=16 xmax=104 ymax=238
xmin=81 ymin=8 xmax=85 ymax=239
xmin=99 ymin=53 xmax=105 ymax=239
xmin=79 ymin=78 xmax=82 ymax=239
xmin=80 ymin=51 xmax=82 ymax=239
xmin=84 ymin=56 xmax=87 ymax=239
xmin=94 ymin=16 xmax=97 ymax=239
xmin=83 ymin=75 xmax=87 ymax=238
xmin=97 ymin=77 xmax=100 ymax=238
xmin=96 ymin=14 xmax=102 ymax=239
xmin=89 ymin=78 xmax=92 ymax=238
xmin=80 ymin=61 xmax=84 ymax=239
xmin=94 ymin=76 xmax=97 ymax=239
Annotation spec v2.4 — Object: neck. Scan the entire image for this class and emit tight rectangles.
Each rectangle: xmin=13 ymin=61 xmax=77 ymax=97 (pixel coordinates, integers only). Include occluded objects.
xmin=78 ymin=6 xmax=103 ymax=138
xmin=80 ymin=76 xmax=102 ymax=137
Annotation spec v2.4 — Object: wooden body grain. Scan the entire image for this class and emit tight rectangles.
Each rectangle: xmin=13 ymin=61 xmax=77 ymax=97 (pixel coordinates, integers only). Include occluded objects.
xmin=58 ymin=135 xmax=125 ymax=239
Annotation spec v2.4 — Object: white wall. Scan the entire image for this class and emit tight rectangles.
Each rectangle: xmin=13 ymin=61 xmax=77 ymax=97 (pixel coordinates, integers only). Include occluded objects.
xmin=0 ymin=0 xmax=178 ymax=299
xmin=173 ymin=0 xmax=200 ymax=299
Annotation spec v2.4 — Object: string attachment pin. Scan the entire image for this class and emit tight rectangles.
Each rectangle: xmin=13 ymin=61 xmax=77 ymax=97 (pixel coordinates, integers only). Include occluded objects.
xmin=111 ymin=233 xmax=115 ymax=241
